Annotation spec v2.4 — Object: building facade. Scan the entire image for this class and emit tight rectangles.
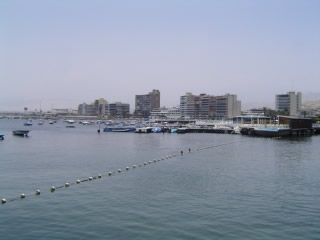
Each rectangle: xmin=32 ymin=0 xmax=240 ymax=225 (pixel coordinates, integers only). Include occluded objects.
xmin=150 ymin=107 xmax=180 ymax=119
xmin=106 ymin=102 xmax=130 ymax=118
xmin=78 ymin=98 xmax=130 ymax=118
xmin=180 ymin=93 xmax=241 ymax=119
xmin=275 ymin=91 xmax=302 ymax=116
xmin=135 ymin=89 xmax=160 ymax=117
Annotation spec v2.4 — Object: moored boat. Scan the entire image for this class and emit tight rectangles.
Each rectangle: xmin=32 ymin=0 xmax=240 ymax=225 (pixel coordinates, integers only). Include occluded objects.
xmin=135 ymin=127 xmax=152 ymax=133
xmin=0 ymin=133 xmax=4 ymax=140
xmin=13 ymin=130 xmax=30 ymax=136
xmin=24 ymin=120 xmax=32 ymax=126
xmin=104 ymin=127 xmax=136 ymax=132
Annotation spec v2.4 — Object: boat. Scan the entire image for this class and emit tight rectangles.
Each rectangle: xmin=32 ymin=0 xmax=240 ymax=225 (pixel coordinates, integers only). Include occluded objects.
xmin=0 ymin=133 xmax=4 ymax=140
xmin=104 ymin=127 xmax=136 ymax=132
xmin=177 ymin=128 xmax=187 ymax=134
xmin=66 ymin=125 xmax=76 ymax=128
xmin=111 ymin=129 xmax=131 ymax=132
xmin=171 ymin=128 xmax=178 ymax=133
xmin=24 ymin=120 xmax=32 ymax=126
xmin=38 ymin=119 xmax=44 ymax=125
xmin=151 ymin=127 xmax=162 ymax=133
xmin=13 ymin=130 xmax=30 ymax=136
xmin=253 ymin=127 xmax=291 ymax=137
xmin=49 ymin=120 xmax=54 ymax=124
xmin=135 ymin=127 xmax=152 ymax=133
xmin=65 ymin=120 xmax=75 ymax=124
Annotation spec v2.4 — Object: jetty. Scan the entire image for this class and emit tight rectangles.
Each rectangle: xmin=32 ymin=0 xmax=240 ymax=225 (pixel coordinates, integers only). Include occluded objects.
xmin=240 ymin=116 xmax=315 ymax=137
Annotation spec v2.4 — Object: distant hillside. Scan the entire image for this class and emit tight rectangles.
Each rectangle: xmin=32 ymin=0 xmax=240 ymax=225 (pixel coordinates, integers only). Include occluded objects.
xmin=302 ymin=100 xmax=320 ymax=110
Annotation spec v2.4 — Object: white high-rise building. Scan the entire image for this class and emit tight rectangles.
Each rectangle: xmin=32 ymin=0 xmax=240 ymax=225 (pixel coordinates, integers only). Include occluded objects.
xmin=275 ymin=91 xmax=302 ymax=116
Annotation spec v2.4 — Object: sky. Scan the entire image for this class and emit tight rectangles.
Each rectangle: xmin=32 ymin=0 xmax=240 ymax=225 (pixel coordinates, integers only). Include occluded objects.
xmin=1 ymin=0 xmax=320 ymax=112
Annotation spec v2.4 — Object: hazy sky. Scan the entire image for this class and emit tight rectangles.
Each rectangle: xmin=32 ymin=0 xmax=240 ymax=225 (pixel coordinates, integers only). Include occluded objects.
xmin=1 ymin=0 xmax=319 ymax=111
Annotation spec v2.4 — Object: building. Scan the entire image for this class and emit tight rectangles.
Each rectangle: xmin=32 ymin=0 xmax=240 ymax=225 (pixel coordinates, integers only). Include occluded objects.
xmin=106 ymin=102 xmax=130 ymax=118
xmin=150 ymin=107 xmax=180 ymax=120
xmin=78 ymin=98 xmax=108 ymax=117
xmin=180 ymin=93 xmax=241 ymax=119
xmin=78 ymin=99 xmax=130 ymax=118
xmin=135 ymin=89 xmax=160 ymax=117
xmin=275 ymin=91 xmax=302 ymax=116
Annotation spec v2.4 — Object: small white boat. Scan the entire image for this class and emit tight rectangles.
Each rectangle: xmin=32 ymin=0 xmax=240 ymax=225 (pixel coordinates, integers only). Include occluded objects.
xmin=135 ymin=127 xmax=152 ymax=133
xmin=65 ymin=120 xmax=75 ymax=124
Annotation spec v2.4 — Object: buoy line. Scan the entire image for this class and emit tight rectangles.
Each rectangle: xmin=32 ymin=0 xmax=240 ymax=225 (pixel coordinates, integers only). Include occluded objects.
xmin=1 ymin=141 xmax=239 ymax=205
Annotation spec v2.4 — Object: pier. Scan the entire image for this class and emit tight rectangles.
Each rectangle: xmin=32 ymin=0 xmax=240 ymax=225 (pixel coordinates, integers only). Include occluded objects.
xmin=240 ymin=116 xmax=316 ymax=137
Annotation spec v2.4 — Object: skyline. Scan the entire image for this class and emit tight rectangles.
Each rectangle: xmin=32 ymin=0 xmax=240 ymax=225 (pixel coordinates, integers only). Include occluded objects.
xmin=1 ymin=0 xmax=320 ymax=111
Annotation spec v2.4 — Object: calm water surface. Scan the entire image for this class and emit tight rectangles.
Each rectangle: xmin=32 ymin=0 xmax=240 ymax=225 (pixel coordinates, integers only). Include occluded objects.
xmin=1 ymin=119 xmax=320 ymax=239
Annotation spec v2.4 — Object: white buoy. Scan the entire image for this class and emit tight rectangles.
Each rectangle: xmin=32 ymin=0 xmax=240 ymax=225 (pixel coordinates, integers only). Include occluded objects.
xmin=157 ymin=159 xmax=160 ymax=161
xmin=108 ymin=172 xmax=112 ymax=176
xmin=65 ymin=183 xmax=69 ymax=187
xmin=51 ymin=186 xmax=56 ymax=192
xmin=173 ymin=154 xmax=176 ymax=157
xmin=154 ymin=159 xmax=157 ymax=162
xmin=126 ymin=167 xmax=129 ymax=170
xmin=139 ymin=164 xmax=142 ymax=167
xmin=76 ymin=180 xmax=81 ymax=184
xmin=98 ymin=174 xmax=102 ymax=178
xmin=149 ymin=161 xmax=152 ymax=164
xmin=133 ymin=165 xmax=136 ymax=168
xmin=35 ymin=190 xmax=40 ymax=195
xmin=89 ymin=177 xmax=93 ymax=181
xmin=1 ymin=199 xmax=6 ymax=204
xmin=144 ymin=162 xmax=147 ymax=165
xmin=20 ymin=193 xmax=25 ymax=199
xmin=118 ymin=169 xmax=122 ymax=173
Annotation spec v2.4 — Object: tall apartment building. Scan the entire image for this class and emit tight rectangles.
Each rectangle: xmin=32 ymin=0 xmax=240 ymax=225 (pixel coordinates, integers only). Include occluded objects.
xmin=275 ymin=91 xmax=302 ymax=116
xmin=180 ymin=93 xmax=241 ymax=119
xmin=78 ymin=98 xmax=130 ymax=118
xmin=106 ymin=102 xmax=130 ymax=118
xmin=78 ymin=98 xmax=108 ymax=117
xmin=135 ymin=89 xmax=160 ymax=117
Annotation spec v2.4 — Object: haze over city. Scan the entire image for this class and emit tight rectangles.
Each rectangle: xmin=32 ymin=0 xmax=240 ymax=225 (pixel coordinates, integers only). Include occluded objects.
xmin=1 ymin=0 xmax=319 ymax=112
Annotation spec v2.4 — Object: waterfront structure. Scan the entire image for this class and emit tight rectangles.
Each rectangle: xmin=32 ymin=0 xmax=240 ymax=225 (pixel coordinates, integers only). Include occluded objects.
xmin=180 ymin=93 xmax=241 ymax=119
xmin=233 ymin=115 xmax=272 ymax=124
xmin=275 ymin=91 xmax=302 ymax=116
xmin=106 ymin=102 xmax=130 ymax=118
xmin=135 ymin=89 xmax=160 ymax=117
xmin=150 ymin=107 xmax=180 ymax=119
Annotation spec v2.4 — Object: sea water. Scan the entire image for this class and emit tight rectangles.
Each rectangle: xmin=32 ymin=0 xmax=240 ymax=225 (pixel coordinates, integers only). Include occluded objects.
xmin=1 ymin=119 xmax=320 ymax=239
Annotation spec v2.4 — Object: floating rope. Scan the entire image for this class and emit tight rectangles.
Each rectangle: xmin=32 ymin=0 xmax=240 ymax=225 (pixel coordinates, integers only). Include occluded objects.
xmin=1 ymin=141 xmax=238 ymax=205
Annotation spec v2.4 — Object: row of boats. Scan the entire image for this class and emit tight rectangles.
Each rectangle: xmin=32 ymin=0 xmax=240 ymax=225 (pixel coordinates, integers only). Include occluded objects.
xmin=103 ymin=126 xmax=188 ymax=133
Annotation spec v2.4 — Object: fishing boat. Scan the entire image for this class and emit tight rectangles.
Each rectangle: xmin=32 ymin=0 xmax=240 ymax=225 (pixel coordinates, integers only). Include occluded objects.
xmin=13 ymin=130 xmax=30 ymax=136
xmin=24 ymin=120 xmax=32 ymax=126
xmin=0 ymin=133 xmax=4 ymax=140
xmin=135 ymin=127 xmax=153 ymax=133
xmin=38 ymin=119 xmax=44 ymax=125
xmin=104 ymin=127 xmax=136 ymax=132
xmin=177 ymin=128 xmax=187 ymax=134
